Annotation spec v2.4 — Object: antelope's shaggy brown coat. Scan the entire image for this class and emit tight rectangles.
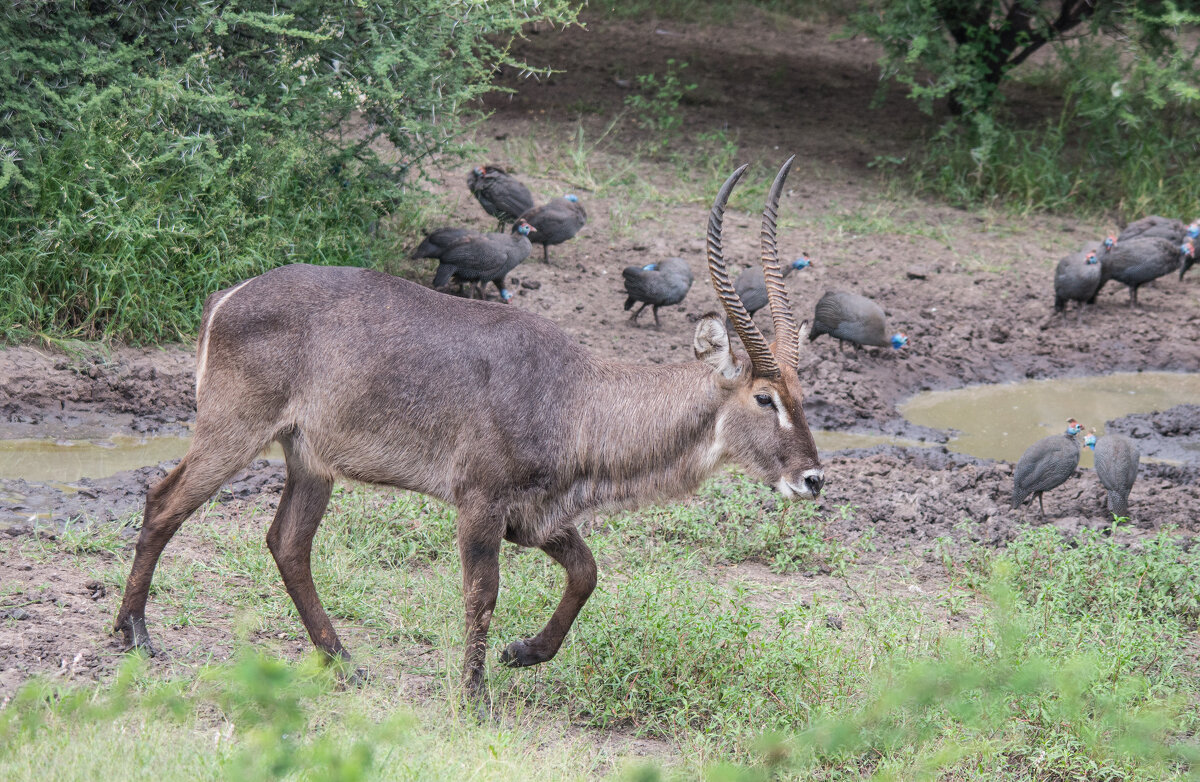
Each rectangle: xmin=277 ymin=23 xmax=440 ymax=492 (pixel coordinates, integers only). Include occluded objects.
xmin=115 ymin=160 xmax=824 ymax=694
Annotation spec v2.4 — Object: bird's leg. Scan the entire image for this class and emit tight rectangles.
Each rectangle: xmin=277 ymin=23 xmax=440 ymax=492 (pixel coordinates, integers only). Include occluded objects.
xmin=652 ymin=305 xmax=661 ymax=328
xmin=629 ymin=303 xmax=648 ymax=324
xmin=1129 ymin=287 xmax=1139 ymax=308
xmin=543 ymin=244 xmax=551 ymax=265
xmin=1037 ymin=492 xmax=1045 ymax=519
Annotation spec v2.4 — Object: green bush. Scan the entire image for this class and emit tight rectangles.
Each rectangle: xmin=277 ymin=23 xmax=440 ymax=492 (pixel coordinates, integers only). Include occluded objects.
xmin=0 ymin=1 xmax=576 ymax=343
xmin=908 ymin=27 xmax=1200 ymax=216
xmin=854 ymin=1 xmax=1200 ymax=216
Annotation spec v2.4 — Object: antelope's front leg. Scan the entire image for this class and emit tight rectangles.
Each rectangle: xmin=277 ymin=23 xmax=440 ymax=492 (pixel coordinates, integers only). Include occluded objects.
xmin=500 ymin=525 xmax=597 ymax=668
xmin=458 ymin=521 xmax=502 ymax=696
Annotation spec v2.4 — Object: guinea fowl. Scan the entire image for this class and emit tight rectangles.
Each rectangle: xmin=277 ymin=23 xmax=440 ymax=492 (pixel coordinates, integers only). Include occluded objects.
xmin=1084 ymin=430 xmax=1140 ymax=519
xmin=1178 ymin=239 xmax=1196 ymax=280
xmin=1097 ymin=236 xmax=1184 ymax=306
xmin=622 ymin=257 xmax=693 ymax=326
xmin=808 ymin=290 xmax=907 ymax=351
xmin=1011 ymin=418 xmax=1084 ymax=518
xmin=520 ymin=194 xmax=587 ymax=264
xmin=1053 ymin=247 xmax=1102 ymax=314
xmin=411 ymin=227 xmax=473 ymax=261
xmin=1118 ymin=215 xmax=1190 ymax=244
xmin=430 ymin=220 xmax=535 ymax=302
xmin=467 ymin=164 xmax=535 ymax=230
xmin=735 ymin=256 xmax=812 ymax=320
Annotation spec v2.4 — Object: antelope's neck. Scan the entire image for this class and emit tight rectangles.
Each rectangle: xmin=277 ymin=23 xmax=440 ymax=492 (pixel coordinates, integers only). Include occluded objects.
xmin=570 ymin=361 xmax=729 ymax=504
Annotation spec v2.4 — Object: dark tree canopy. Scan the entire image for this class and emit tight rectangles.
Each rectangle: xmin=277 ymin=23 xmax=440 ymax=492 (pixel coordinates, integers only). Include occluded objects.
xmin=853 ymin=0 xmax=1200 ymax=114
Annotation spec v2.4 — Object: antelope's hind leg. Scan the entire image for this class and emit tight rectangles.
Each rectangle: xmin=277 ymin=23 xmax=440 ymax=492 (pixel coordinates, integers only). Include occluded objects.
xmin=266 ymin=439 xmax=344 ymax=665
xmin=115 ymin=428 xmax=268 ymax=655
xmin=499 ymin=524 xmax=597 ymax=669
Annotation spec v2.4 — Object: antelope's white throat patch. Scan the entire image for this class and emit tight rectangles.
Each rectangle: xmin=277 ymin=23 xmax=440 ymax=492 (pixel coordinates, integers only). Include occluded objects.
xmin=703 ymin=413 xmax=727 ymax=470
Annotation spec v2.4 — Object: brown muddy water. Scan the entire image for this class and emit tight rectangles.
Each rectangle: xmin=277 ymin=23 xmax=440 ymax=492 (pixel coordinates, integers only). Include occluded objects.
xmin=0 ymin=435 xmax=192 ymax=483
xmin=899 ymin=371 xmax=1200 ymax=465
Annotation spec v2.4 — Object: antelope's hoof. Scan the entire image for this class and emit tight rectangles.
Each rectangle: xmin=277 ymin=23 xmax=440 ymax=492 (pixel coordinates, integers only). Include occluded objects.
xmin=499 ymin=639 xmax=546 ymax=668
xmin=119 ymin=616 xmax=157 ymax=657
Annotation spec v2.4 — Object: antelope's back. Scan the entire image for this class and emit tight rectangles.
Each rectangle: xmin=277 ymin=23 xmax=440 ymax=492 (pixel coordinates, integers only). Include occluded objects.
xmin=196 ymin=264 xmax=583 ymax=493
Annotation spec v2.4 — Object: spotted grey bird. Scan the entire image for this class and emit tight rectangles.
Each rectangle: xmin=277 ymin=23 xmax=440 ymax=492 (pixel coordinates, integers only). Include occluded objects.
xmin=1053 ymin=240 xmax=1111 ymax=314
xmin=467 ymin=164 xmax=535 ymax=230
xmin=808 ymin=290 xmax=906 ymax=352
xmin=430 ymin=220 xmax=535 ymax=302
xmin=412 ymin=227 xmax=474 ymax=261
xmin=1097 ymin=236 xmax=1186 ymax=306
xmin=520 ymin=194 xmax=588 ymax=264
xmin=1084 ymin=430 xmax=1140 ymax=519
xmin=1011 ymin=418 xmax=1084 ymax=517
xmin=1117 ymin=215 xmax=1197 ymax=245
xmin=735 ymin=255 xmax=812 ymax=320
xmin=622 ymin=256 xmax=693 ymax=327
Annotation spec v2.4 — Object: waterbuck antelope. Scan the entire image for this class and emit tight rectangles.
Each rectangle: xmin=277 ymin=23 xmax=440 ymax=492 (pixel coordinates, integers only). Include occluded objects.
xmin=114 ymin=157 xmax=824 ymax=693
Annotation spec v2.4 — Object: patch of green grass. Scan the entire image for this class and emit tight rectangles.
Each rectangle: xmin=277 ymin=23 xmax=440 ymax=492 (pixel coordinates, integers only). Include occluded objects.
xmin=813 ymin=202 xmax=953 ymax=247
xmin=9 ymin=484 xmax=1197 ymax=780
xmin=603 ymin=472 xmax=861 ymax=574
xmin=39 ymin=514 xmax=134 ymax=557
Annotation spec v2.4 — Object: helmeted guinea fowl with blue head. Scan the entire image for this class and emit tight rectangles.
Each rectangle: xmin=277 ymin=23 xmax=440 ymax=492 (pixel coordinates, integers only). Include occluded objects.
xmin=520 ymin=194 xmax=588 ymax=264
xmin=621 ymin=256 xmax=693 ymax=327
xmin=467 ymin=164 xmax=535 ymax=230
xmin=735 ymin=255 xmax=812 ymax=320
xmin=1012 ymin=418 xmax=1084 ymax=518
xmin=1097 ymin=236 xmax=1186 ymax=306
xmin=808 ymin=290 xmax=906 ymax=352
xmin=1053 ymin=237 xmax=1113 ymax=314
xmin=430 ymin=220 xmax=536 ymax=302
xmin=1084 ymin=430 xmax=1140 ymax=519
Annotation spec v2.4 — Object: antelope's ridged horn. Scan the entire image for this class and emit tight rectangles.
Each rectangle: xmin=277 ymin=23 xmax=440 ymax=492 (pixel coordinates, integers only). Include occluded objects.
xmin=760 ymin=155 xmax=801 ymax=369
xmin=707 ymin=164 xmax=781 ymax=378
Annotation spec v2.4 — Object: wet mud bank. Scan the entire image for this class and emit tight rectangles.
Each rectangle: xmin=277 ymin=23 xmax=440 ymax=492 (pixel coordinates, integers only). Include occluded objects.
xmin=0 ymin=460 xmax=285 ymax=533
xmin=1105 ymin=404 xmax=1200 ymax=463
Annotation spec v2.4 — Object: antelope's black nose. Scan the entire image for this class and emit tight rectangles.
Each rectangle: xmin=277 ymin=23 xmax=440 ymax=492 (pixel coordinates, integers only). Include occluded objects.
xmin=804 ymin=471 xmax=824 ymax=498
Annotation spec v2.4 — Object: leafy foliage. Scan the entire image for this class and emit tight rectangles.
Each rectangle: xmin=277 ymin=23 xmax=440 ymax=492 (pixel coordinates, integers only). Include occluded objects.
xmin=0 ymin=1 xmax=577 ymax=342
xmin=854 ymin=1 xmax=1200 ymax=215
xmin=624 ymin=59 xmax=697 ymax=151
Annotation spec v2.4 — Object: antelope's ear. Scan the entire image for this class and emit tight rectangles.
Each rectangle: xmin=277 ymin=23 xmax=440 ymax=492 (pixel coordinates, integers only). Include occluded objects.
xmin=694 ymin=313 xmax=742 ymax=380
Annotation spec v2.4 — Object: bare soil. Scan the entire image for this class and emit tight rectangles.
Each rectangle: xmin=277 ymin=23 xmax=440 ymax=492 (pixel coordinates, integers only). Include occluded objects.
xmin=2 ymin=11 xmax=1198 ymax=698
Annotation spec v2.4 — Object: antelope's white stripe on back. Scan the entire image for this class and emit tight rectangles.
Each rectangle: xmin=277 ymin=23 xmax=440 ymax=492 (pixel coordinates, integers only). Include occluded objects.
xmin=770 ymin=390 xmax=793 ymax=430
xmin=195 ymin=279 xmax=254 ymax=395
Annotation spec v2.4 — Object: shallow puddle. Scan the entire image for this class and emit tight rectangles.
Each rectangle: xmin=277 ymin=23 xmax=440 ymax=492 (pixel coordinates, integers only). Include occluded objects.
xmin=0 ymin=435 xmax=193 ymax=483
xmin=899 ymin=372 xmax=1200 ymax=465
xmin=0 ymin=433 xmax=288 ymax=484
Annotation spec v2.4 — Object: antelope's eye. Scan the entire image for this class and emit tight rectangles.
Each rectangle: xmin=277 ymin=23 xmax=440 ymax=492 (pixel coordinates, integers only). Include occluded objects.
xmin=754 ymin=393 xmax=774 ymax=408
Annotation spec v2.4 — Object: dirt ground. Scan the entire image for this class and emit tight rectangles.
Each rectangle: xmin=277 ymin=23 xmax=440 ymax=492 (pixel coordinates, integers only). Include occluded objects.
xmin=2 ymin=11 xmax=1198 ymax=696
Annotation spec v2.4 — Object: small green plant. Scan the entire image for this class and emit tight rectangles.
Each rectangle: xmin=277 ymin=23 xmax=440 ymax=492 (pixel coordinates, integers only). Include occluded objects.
xmin=624 ymin=59 xmax=697 ymax=151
